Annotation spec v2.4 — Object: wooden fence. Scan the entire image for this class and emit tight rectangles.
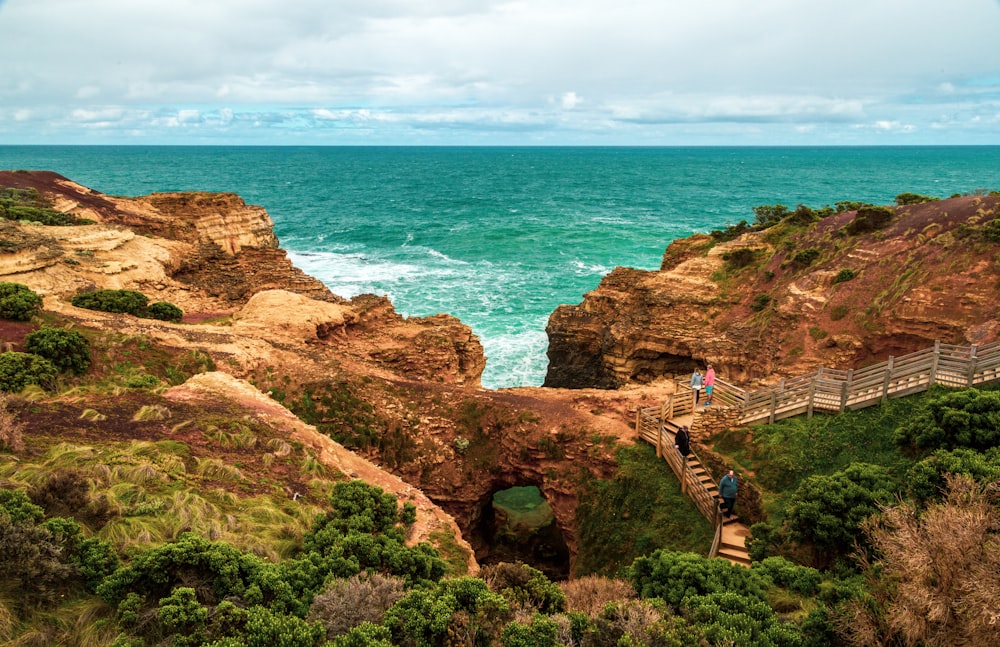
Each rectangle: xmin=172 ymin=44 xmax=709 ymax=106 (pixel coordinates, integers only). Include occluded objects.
xmin=713 ymin=340 xmax=1000 ymax=425
xmin=635 ymin=339 xmax=1000 ymax=558
xmin=635 ymin=391 xmax=724 ymax=556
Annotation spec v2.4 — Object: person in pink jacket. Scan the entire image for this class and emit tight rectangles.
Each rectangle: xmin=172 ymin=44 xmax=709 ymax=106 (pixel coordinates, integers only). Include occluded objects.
xmin=703 ymin=365 xmax=716 ymax=406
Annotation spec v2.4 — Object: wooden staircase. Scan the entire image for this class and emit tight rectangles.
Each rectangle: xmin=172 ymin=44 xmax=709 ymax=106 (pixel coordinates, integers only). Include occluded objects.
xmin=642 ymin=419 xmax=752 ymax=567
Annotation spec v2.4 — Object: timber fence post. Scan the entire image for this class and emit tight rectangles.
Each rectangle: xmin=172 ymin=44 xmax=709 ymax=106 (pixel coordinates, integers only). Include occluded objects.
xmin=967 ymin=344 xmax=979 ymax=387
xmin=929 ymin=340 xmax=940 ymax=386
xmin=881 ymin=356 xmax=895 ymax=402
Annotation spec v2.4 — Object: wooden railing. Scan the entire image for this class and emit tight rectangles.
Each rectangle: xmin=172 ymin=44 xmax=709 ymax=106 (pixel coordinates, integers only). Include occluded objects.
xmin=736 ymin=340 xmax=1000 ymax=425
xmin=635 ymin=391 xmax=724 ymax=556
xmin=635 ymin=339 xmax=1000 ymax=559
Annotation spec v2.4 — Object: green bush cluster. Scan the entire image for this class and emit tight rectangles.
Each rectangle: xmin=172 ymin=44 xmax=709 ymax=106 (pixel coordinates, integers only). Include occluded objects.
xmin=0 ymin=187 xmax=90 ymax=226
xmin=894 ymin=388 xmax=1000 ymax=451
xmin=71 ymin=289 xmax=184 ymax=322
xmin=832 ymin=268 xmax=856 ymax=283
xmin=790 ymin=248 xmax=820 ymax=267
xmin=0 ymin=351 xmax=57 ymax=392
xmin=844 ymin=205 xmax=894 ymax=235
xmin=0 ymin=282 xmax=42 ymax=321
xmin=750 ymin=293 xmax=772 ymax=312
xmin=24 ymin=325 xmax=91 ymax=375
xmin=894 ymin=192 xmax=939 ymax=206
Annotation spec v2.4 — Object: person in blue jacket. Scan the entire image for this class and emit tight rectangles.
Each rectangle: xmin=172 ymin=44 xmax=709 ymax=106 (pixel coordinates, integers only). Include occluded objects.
xmin=719 ymin=469 xmax=738 ymax=517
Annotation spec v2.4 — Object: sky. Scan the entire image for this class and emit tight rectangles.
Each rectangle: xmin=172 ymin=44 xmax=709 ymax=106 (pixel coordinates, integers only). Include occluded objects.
xmin=1 ymin=0 xmax=999 ymax=146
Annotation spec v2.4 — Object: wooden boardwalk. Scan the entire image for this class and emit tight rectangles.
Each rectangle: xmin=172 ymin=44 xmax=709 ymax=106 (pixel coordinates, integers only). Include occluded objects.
xmin=636 ymin=339 xmax=1000 ymax=567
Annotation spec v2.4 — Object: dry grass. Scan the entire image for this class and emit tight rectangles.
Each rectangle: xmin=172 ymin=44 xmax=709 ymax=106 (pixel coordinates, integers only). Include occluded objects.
xmin=560 ymin=575 xmax=636 ymax=617
xmin=307 ymin=573 xmax=406 ymax=639
xmin=0 ymin=393 xmax=25 ymax=452
xmin=840 ymin=474 xmax=1000 ymax=646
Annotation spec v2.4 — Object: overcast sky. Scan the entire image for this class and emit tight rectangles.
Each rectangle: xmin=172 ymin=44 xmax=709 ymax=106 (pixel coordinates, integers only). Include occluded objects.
xmin=2 ymin=0 xmax=999 ymax=146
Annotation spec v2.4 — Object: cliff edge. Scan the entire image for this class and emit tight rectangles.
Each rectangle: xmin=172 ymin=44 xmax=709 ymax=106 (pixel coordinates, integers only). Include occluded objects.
xmin=545 ymin=195 xmax=1000 ymax=388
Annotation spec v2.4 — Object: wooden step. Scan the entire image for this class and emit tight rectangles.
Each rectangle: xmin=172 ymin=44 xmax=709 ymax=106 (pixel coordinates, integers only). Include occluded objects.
xmin=717 ymin=547 xmax=752 ymax=566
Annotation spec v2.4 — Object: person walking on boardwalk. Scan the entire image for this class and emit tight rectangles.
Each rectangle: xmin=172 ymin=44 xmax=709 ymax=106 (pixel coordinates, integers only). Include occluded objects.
xmin=719 ymin=469 xmax=738 ymax=517
xmin=675 ymin=425 xmax=691 ymax=458
xmin=690 ymin=369 xmax=703 ymax=405
xmin=704 ymin=364 xmax=716 ymax=406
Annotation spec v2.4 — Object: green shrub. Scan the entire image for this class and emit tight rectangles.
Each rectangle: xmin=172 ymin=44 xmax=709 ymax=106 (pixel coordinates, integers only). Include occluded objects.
xmin=844 ymin=206 xmax=894 ymax=235
xmin=0 ymin=351 xmax=57 ymax=392
xmin=832 ymin=269 xmax=856 ymax=284
xmin=894 ymin=192 xmax=939 ymax=206
xmin=482 ymin=562 xmax=566 ymax=614
xmin=981 ymin=218 xmax=1000 ymax=243
xmin=791 ymin=248 xmax=820 ymax=267
xmin=750 ymin=557 xmax=822 ymax=595
xmin=788 ymin=204 xmax=818 ymax=225
xmin=905 ymin=447 xmax=1000 ymax=504
xmin=894 ymin=388 xmax=1000 ymax=451
xmin=24 ymin=326 xmax=91 ymax=375
xmin=752 ymin=205 xmax=789 ymax=230
xmin=750 ymin=294 xmax=772 ymax=312
xmin=710 ymin=220 xmax=752 ymax=242
xmin=784 ymin=463 xmax=897 ymax=565
xmin=147 ymin=301 xmax=184 ymax=322
xmin=383 ymin=577 xmax=510 ymax=646
xmin=723 ymin=248 xmax=757 ymax=270
xmin=71 ymin=289 xmax=149 ymax=316
xmin=0 ymin=282 xmax=42 ymax=321
xmin=681 ymin=591 xmax=803 ymax=647
xmin=627 ymin=550 xmax=766 ymax=608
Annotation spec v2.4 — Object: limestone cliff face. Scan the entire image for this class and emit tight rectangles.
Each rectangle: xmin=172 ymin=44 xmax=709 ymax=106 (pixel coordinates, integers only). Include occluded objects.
xmin=0 ymin=171 xmax=486 ymax=387
xmin=545 ymin=195 xmax=1000 ymax=388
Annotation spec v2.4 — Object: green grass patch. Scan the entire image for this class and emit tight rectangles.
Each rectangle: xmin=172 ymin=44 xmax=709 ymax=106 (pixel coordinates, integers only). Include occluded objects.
xmin=574 ymin=444 xmax=714 ymax=578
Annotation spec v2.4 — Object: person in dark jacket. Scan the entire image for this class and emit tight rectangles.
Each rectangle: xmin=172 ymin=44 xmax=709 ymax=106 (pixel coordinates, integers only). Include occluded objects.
xmin=675 ymin=426 xmax=691 ymax=458
xmin=719 ymin=469 xmax=738 ymax=517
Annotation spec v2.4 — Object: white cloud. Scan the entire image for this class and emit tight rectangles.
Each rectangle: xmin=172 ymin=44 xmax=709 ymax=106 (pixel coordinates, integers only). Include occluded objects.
xmin=0 ymin=0 xmax=998 ymax=143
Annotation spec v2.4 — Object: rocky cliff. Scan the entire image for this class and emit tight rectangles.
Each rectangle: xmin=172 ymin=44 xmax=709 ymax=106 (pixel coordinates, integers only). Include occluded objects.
xmin=545 ymin=195 xmax=1000 ymax=388
xmin=1 ymin=170 xmax=662 ymax=577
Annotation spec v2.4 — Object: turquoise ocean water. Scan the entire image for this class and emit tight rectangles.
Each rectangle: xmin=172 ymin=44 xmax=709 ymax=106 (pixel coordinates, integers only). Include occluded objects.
xmin=2 ymin=146 xmax=998 ymax=388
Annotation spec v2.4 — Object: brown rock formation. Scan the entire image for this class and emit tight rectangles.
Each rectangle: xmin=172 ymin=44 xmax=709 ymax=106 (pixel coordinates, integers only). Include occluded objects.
xmin=545 ymin=195 xmax=1000 ymax=388
xmin=0 ymin=170 xmax=663 ymax=576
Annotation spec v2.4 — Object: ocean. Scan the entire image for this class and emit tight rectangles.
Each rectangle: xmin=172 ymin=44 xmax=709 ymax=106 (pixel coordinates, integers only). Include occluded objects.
xmin=2 ymin=146 xmax=998 ymax=388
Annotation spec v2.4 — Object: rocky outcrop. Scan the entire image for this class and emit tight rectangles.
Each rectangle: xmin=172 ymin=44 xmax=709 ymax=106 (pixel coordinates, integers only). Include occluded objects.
xmin=545 ymin=195 xmax=1000 ymax=388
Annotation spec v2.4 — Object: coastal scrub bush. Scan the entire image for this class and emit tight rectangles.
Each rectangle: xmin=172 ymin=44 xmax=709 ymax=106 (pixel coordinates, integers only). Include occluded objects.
xmin=710 ymin=219 xmax=751 ymax=242
xmin=71 ymin=289 xmax=148 ymax=316
xmin=627 ymin=550 xmax=766 ymax=608
xmin=788 ymin=204 xmax=818 ymax=226
xmin=307 ymin=573 xmax=405 ymax=640
xmin=753 ymin=205 xmax=790 ymax=230
xmin=681 ymin=591 xmax=803 ymax=647
xmin=147 ymin=301 xmax=184 ymax=322
xmin=904 ymin=447 xmax=1000 ymax=504
xmin=383 ymin=577 xmax=510 ymax=646
xmin=24 ymin=326 xmax=91 ymax=375
xmin=722 ymin=248 xmax=757 ymax=270
xmin=0 ymin=351 xmax=57 ymax=392
xmin=784 ymin=462 xmax=897 ymax=566
xmin=791 ymin=248 xmax=820 ymax=267
xmin=0 ymin=187 xmax=83 ymax=226
xmin=894 ymin=192 xmax=939 ymax=206
xmin=833 ymin=268 xmax=856 ymax=284
xmin=750 ymin=293 xmax=772 ymax=312
xmin=894 ymin=388 xmax=1000 ymax=451
xmin=0 ymin=282 xmax=42 ymax=321
xmin=844 ymin=206 xmax=894 ymax=235
xmin=482 ymin=562 xmax=566 ymax=614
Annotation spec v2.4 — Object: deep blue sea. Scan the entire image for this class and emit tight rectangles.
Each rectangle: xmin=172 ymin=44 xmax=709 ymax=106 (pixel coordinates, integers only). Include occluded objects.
xmin=2 ymin=146 xmax=998 ymax=388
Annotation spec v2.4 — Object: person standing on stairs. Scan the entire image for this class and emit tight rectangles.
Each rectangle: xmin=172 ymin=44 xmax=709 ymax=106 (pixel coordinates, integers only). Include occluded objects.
xmin=675 ymin=425 xmax=691 ymax=458
xmin=704 ymin=365 xmax=716 ymax=406
xmin=719 ymin=469 xmax=738 ymax=517
xmin=690 ymin=369 xmax=703 ymax=405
